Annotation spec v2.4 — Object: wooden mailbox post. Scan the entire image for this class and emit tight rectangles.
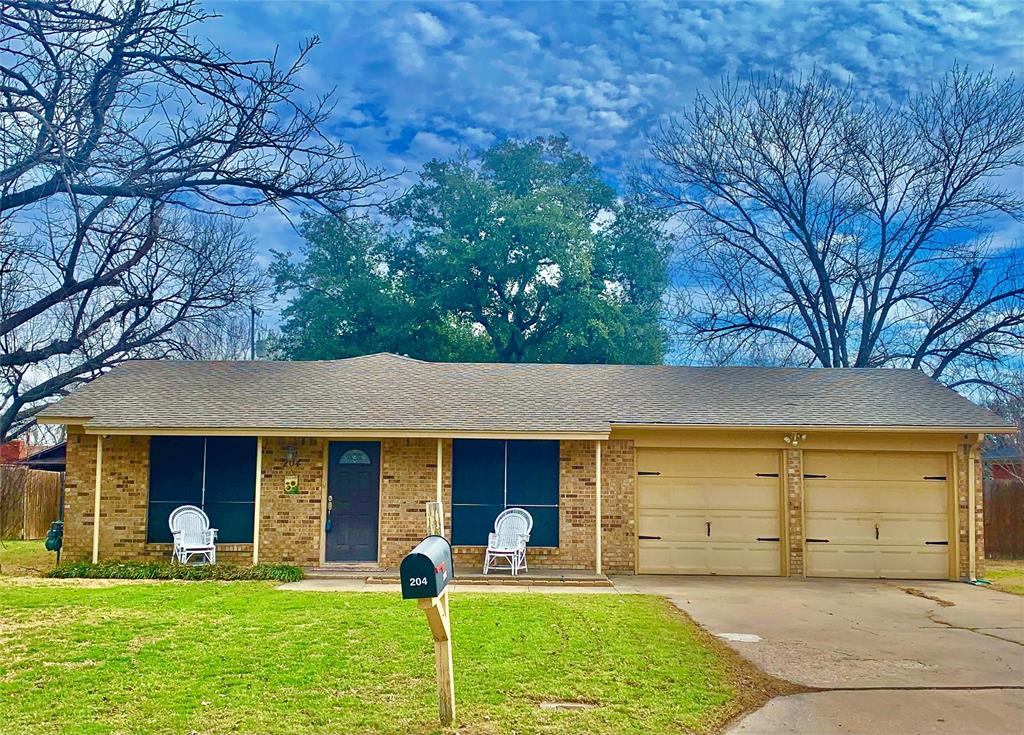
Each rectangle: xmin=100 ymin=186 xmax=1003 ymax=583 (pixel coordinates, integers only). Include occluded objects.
xmin=400 ymin=501 xmax=455 ymax=726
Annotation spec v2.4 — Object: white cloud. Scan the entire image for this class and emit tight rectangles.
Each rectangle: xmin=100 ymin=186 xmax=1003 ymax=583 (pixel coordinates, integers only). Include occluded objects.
xmin=410 ymin=12 xmax=451 ymax=46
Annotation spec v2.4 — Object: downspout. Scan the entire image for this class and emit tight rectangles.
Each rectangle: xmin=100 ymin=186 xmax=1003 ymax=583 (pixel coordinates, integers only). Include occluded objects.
xmin=967 ymin=439 xmax=978 ymax=583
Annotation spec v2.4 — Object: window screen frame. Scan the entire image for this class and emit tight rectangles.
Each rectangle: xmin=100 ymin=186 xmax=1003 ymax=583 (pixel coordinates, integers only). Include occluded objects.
xmin=450 ymin=439 xmax=560 ymax=548
xmin=146 ymin=435 xmax=257 ymax=544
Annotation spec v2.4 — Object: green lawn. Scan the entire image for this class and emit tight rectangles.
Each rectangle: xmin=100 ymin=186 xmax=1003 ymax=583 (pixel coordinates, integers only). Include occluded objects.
xmin=986 ymin=560 xmax=1024 ymax=596
xmin=0 ymin=581 xmax=788 ymax=735
xmin=0 ymin=539 xmax=53 ymax=576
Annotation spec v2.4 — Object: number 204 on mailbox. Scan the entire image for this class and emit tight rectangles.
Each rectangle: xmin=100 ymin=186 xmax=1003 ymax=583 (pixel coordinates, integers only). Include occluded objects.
xmin=400 ymin=535 xmax=454 ymax=599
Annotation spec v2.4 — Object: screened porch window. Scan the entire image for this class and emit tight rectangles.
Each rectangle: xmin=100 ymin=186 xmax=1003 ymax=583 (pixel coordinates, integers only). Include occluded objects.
xmin=451 ymin=439 xmax=559 ymax=547
xmin=147 ymin=436 xmax=257 ymax=544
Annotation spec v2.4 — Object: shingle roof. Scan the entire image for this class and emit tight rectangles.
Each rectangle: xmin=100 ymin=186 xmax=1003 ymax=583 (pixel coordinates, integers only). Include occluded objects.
xmin=38 ymin=353 xmax=1011 ymax=434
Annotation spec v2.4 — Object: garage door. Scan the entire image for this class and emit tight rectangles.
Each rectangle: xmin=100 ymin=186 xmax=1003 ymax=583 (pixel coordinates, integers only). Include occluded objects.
xmin=804 ymin=451 xmax=950 ymax=579
xmin=637 ymin=448 xmax=782 ymax=575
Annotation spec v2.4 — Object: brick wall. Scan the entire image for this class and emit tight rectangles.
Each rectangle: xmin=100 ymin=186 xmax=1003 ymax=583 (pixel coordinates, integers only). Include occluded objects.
xmin=379 ymin=438 xmax=438 ymax=566
xmin=783 ymin=448 xmax=804 ymax=576
xmin=600 ymin=439 xmax=635 ymax=573
xmin=98 ymin=434 xmax=150 ymax=559
xmin=256 ymin=437 xmax=324 ymax=565
xmin=62 ymin=429 xmax=97 ymax=561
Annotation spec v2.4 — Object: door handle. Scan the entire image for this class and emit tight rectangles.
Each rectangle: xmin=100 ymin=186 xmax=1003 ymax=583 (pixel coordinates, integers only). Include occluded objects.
xmin=706 ymin=521 xmax=711 ymax=537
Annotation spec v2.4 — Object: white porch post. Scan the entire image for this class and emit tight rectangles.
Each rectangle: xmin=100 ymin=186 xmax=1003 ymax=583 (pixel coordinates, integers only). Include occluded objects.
xmin=91 ymin=434 xmax=104 ymax=563
xmin=252 ymin=436 xmax=263 ymax=565
xmin=595 ymin=440 xmax=602 ymax=575
xmin=436 ymin=438 xmax=443 ymax=505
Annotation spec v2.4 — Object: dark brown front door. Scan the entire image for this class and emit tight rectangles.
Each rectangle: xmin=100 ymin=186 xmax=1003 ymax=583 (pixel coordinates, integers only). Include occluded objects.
xmin=326 ymin=441 xmax=380 ymax=562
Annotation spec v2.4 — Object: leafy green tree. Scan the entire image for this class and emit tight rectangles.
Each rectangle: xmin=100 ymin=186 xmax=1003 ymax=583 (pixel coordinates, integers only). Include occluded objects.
xmin=274 ymin=136 xmax=670 ymax=364
xmin=270 ymin=216 xmax=488 ymax=361
xmin=391 ymin=136 xmax=670 ymax=363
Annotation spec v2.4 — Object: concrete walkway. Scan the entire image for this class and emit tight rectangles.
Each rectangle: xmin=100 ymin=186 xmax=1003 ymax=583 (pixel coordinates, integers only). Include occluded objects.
xmin=279 ymin=577 xmax=618 ymax=593
xmin=278 ymin=575 xmax=1024 ymax=734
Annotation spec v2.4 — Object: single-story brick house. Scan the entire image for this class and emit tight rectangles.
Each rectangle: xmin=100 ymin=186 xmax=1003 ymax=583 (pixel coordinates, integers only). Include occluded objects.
xmin=38 ymin=353 xmax=1012 ymax=580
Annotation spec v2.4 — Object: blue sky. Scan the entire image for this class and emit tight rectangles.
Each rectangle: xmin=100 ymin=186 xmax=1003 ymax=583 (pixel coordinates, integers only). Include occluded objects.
xmin=202 ymin=0 xmax=1024 ymax=279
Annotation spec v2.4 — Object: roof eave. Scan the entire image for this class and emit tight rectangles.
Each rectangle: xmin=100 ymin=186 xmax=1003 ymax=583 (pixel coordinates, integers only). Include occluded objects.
xmin=72 ymin=425 xmax=611 ymax=440
xmin=609 ymin=422 xmax=1016 ymax=434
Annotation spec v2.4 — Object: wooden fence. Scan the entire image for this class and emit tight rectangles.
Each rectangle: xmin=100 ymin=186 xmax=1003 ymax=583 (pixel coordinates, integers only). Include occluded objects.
xmin=985 ymin=478 xmax=1024 ymax=559
xmin=0 ymin=466 xmax=62 ymax=540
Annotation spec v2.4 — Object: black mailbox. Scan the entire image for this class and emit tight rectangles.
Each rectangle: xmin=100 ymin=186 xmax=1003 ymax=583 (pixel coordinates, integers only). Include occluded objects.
xmin=400 ymin=535 xmax=454 ymax=599
xmin=44 ymin=520 xmax=63 ymax=552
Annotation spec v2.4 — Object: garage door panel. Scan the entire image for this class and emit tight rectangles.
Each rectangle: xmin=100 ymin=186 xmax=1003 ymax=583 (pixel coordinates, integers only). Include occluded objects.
xmin=805 ymin=481 xmax=946 ymax=514
xmin=876 ymin=547 xmax=948 ymax=579
xmin=638 ymin=448 xmax=778 ymax=478
xmin=638 ymin=542 xmax=707 ymax=574
xmin=878 ymin=514 xmax=948 ymax=545
xmin=707 ymin=510 xmax=780 ymax=541
xmin=804 ymin=451 xmax=947 ymax=482
xmin=640 ymin=478 xmax=776 ymax=509
xmin=806 ymin=513 xmax=876 ymax=545
xmin=806 ymin=545 xmax=878 ymax=577
xmin=707 ymin=542 xmax=780 ymax=576
xmin=638 ymin=508 xmax=706 ymax=542
xmin=637 ymin=479 xmax=705 ymax=508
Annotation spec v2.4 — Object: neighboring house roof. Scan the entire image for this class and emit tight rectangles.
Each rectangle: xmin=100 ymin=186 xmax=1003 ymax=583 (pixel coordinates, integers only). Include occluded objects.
xmin=17 ymin=442 xmax=67 ymax=472
xmin=0 ymin=439 xmax=30 ymax=463
xmin=984 ymin=446 xmax=1024 ymax=465
xmin=37 ymin=353 xmax=1012 ymax=436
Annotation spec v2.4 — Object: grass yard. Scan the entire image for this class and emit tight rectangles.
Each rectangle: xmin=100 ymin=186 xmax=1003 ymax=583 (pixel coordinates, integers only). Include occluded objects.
xmin=0 ymin=539 xmax=52 ymax=576
xmin=0 ymin=580 xmax=790 ymax=735
xmin=985 ymin=559 xmax=1024 ymax=596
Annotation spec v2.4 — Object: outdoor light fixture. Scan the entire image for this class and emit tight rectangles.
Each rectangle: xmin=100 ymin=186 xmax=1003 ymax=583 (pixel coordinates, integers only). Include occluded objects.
xmin=283 ymin=445 xmax=299 ymax=465
xmin=783 ymin=433 xmax=808 ymax=446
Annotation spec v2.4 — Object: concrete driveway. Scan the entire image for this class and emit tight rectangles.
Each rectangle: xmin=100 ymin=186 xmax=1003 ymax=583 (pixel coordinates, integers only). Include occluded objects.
xmin=611 ymin=576 xmax=1024 ymax=735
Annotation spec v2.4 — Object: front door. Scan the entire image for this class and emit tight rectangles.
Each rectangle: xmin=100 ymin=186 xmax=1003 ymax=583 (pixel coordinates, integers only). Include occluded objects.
xmin=326 ymin=441 xmax=380 ymax=562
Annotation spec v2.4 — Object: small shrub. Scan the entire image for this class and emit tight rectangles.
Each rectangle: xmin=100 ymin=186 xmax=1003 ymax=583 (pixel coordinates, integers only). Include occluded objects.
xmin=47 ymin=560 xmax=304 ymax=582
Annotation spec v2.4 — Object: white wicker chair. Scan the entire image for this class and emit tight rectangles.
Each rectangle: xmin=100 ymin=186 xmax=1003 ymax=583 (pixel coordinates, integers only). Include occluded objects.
xmin=483 ymin=508 xmax=533 ymax=575
xmin=168 ymin=505 xmax=217 ymax=565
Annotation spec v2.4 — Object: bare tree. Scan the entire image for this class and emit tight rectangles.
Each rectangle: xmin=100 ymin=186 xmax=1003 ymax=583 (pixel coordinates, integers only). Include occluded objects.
xmin=0 ymin=0 xmax=389 ymax=439
xmin=646 ymin=67 xmax=1024 ymax=398
xmin=1 ymin=212 xmax=266 ymax=438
